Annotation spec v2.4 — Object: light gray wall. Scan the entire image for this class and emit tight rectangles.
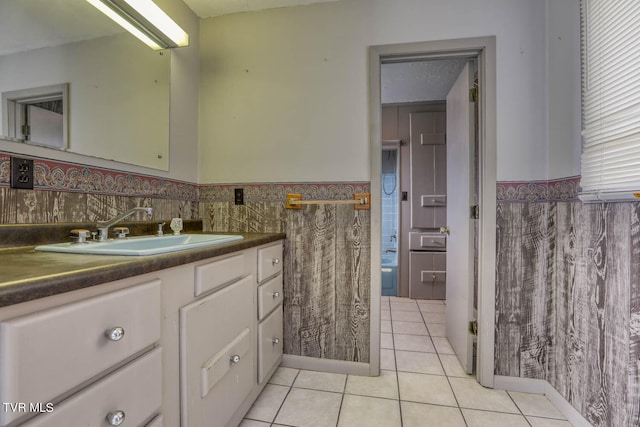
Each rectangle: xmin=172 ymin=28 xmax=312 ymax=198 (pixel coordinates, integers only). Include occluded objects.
xmin=198 ymin=0 xmax=549 ymax=183
xmin=547 ymin=0 xmax=581 ymax=180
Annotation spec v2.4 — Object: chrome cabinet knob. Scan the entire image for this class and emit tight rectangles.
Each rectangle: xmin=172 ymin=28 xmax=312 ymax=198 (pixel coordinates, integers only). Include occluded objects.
xmin=273 ymin=291 xmax=280 ymax=299
xmin=106 ymin=410 xmax=125 ymax=426
xmin=230 ymin=354 xmax=241 ymax=364
xmin=105 ymin=327 xmax=125 ymax=341
xmin=272 ymin=337 xmax=280 ymax=345
xmin=272 ymin=258 xmax=280 ymax=266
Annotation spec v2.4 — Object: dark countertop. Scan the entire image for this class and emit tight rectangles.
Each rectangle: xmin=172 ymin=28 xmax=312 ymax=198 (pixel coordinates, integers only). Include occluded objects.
xmin=0 ymin=232 xmax=285 ymax=308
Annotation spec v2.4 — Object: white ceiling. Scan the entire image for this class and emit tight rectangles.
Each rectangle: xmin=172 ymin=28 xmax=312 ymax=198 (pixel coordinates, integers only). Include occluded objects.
xmin=0 ymin=0 xmax=122 ymax=56
xmin=183 ymin=0 xmax=341 ymax=18
xmin=0 ymin=0 xmax=340 ymax=56
xmin=381 ymin=60 xmax=468 ymax=104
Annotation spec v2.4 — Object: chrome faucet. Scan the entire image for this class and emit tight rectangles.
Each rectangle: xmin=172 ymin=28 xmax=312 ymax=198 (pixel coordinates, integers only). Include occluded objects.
xmin=96 ymin=207 xmax=153 ymax=241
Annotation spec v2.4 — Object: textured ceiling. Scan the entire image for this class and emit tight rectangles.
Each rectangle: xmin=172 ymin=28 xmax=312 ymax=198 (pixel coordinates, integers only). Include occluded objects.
xmin=381 ymin=60 xmax=469 ymax=104
xmin=183 ymin=0 xmax=341 ymax=18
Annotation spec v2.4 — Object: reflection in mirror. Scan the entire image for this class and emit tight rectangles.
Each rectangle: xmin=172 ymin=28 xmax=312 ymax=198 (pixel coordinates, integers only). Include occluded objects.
xmin=2 ymin=83 xmax=68 ymax=149
xmin=0 ymin=0 xmax=170 ymax=171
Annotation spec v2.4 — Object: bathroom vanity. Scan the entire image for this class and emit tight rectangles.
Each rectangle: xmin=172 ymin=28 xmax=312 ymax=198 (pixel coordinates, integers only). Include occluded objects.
xmin=0 ymin=232 xmax=284 ymax=427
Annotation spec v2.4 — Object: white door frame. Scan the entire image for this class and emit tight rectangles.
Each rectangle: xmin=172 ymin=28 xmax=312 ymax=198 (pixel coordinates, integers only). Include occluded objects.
xmin=368 ymin=37 xmax=497 ymax=387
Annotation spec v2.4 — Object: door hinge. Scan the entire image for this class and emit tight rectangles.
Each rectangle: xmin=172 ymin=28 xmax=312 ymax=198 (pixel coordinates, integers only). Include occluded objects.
xmin=21 ymin=124 xmax=30 ymax=138
xmin=469 ymin=87 xmax=478 ymax=103
xmin=468 ymin=320 xmax=478 ymax=336
xmin=470 ymin=205 xmax=479 ymax=220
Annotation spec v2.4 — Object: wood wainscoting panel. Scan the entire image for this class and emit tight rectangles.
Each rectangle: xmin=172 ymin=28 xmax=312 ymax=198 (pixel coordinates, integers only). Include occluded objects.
xmin=629 ymin=202 xmax=640 ymax=426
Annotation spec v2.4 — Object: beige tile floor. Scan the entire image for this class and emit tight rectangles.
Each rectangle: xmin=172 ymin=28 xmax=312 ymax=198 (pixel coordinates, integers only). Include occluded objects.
xmin=242 ymin=297 xmax=573 ymax=427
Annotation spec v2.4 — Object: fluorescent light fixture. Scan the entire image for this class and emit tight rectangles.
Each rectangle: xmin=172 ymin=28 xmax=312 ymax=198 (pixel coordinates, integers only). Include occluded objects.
xmin=86 ymin=0 xmax=189 ymax=50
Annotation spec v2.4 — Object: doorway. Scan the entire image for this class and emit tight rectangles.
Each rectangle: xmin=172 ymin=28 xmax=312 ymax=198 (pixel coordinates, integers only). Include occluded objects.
xmin=369 ymin=38 xmax=497 ymax=388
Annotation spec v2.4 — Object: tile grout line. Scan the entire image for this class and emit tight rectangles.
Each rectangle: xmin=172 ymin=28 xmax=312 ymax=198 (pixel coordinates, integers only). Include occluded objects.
xmin=417 ymin=298 xmax=470 ymax=427
xmin=389 ymin=302 xmax=404 ymax=427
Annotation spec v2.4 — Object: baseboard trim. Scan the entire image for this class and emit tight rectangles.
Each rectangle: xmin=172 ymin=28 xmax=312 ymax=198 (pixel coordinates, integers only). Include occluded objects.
xmin=494 ymin=375 xmax=546 ymax=393
xmin=494 ymin=376 xmax=592 ymax=427
xmin=281 ymin=355 xmax=370 ymax=376
xmin=544 ymin=382 xmax=593 ymax=427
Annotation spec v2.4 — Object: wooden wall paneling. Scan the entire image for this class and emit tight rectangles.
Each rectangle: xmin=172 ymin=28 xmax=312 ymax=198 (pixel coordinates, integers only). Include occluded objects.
xmin=584 ymin=203 xmax=630 ymax=426
xmin=283 ymin=207 xmax=305 ymax=356
xmin=298 ymin=205 xmax=337 ymax=359
xmin=543 ymin=202 xmax=557 ymax=385
xmin=204 ymin=202 xmax=230 ymax=232
xmin=548 ymin=202 xmax=581 ymax=400
xmin=628 ymin=202 xmax=640 ymax=426
xmin=567 ymin=202 xmax=592 ymax=416
xmin=518 ymin=203 xmax=550 ymax=379
xmin=86 ymin=194 xmax=129 ymax=222
xmin=150 ymin=198 xmax=175 ymax=221
xmin=15 ymin=189 xmax=40 ymax=223
xmin=579 ymin=204 xmax=628 ymax=426
xmin=241 ymin=202 xmax=284 ymax=233
xmin=228 ymin=204 xmax=248 ymax=232
xmin=0 ymin=188 xmax=17 ymax=223
xmin=335 ymin=206 xmax=370 ymax=362
xmin=42 ymin=191 xmax=87 ymax=223
xmin=495 ymin=203 xmax=523 ymax=376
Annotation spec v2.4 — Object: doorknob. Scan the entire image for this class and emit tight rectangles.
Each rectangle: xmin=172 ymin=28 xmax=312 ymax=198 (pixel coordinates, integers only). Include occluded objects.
xmin=439 ymin=226 xmax=450 ymax=235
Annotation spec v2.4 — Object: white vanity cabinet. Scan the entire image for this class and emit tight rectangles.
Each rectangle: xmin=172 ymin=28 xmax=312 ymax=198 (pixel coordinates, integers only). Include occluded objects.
xmin=179 ymin=241 xmax=284 ymax=427
xmin=256 ymin=244 xmax=284 ymax=384
xmin=0 ymin=237 xmax=284 ymax=427
xmin=0 ymin=280 xmax=162 ymax=427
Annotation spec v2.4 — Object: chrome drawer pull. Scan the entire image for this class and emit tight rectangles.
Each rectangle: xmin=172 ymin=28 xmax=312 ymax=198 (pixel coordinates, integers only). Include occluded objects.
xmin=105 ymin=327 xmax=125 ymax=342
xmin=106 ymin=410 xmax=125 ymax=426
xmin=273 ymin=291 xmax=280 ymax=299
xmin=272 ymin=258 xmax=280 ymax=266
xmin=272 ymin=337 xmax=280 ymax=345
xmin=230 ymin=354 xmax=241 ymax=364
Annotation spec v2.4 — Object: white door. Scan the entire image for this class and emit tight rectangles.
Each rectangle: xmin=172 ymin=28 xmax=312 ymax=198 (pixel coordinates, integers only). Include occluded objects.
xmin=445 ymin=61 xmax=475 ymax=374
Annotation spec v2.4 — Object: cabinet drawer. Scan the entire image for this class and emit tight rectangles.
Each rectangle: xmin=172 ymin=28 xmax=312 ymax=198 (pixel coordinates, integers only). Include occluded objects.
xmin=257 ymin=275 xmax=283 ymax=320
xmin=0 ymin=281 xmax=161 ymax=426
xmin=258 ymin=306 xmax=283 ymax=384
xmin=257 ymin=243 xmax=283 ymax=283
xmin=195 ymin=253 xmax=246 ymax=296
xmin=23 ymin=348 xmax=161 ymax=427
xmin=180 ymin=275 xmax=255 ymax=427
xmin=409 ymin=232 xmax=446 ymax=251
xmin=409 ymin=252 xmax=446 ymax=300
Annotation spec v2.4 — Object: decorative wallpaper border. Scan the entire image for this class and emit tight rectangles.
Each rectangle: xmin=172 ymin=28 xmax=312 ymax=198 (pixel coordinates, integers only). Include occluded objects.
xmin=199 ymin=182 xmax=371 ymax=203
xmin=2 ymin=150 xmax=579 ymax=204
xmin=0 ymin=153 xmax=199 ymax=201
xmin=496 ymin=176 xmax=581 ymax=202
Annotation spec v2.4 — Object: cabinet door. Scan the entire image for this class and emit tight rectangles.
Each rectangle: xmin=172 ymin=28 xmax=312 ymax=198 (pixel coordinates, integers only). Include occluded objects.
xmin=410 ymin=111 xmax=447 ymax=228
xmin=180 ymin=276 xmax=255 ymax=427
xmin=258 ymin=306 xmax=283 ymax=384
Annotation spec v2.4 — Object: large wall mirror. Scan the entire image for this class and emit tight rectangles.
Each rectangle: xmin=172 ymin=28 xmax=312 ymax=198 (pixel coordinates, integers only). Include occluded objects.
xmin=0 ymin=0 xmax=170 ymax=170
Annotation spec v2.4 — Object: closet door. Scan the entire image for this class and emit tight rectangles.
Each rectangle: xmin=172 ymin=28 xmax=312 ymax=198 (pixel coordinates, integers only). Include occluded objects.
xmin=409 ymin=111 xmax=446 ymax=229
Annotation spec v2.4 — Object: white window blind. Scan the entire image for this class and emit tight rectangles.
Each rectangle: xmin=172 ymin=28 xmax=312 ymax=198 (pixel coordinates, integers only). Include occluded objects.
xmin=580 ymin=0 xmax=640 ymax=202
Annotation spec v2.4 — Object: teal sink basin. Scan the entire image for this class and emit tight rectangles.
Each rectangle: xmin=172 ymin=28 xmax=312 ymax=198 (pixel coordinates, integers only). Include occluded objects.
xmin=35 ymin=234 xmax=243 ymax=256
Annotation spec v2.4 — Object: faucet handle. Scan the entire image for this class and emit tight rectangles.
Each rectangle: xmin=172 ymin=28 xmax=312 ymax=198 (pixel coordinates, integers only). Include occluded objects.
xmin=156 ymin=222 xmax=166 ymax=237
xmin=70 ymin=229 xmax=91 ymax=244
xmin=113 ymin=227 xmax=130 ymax=239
